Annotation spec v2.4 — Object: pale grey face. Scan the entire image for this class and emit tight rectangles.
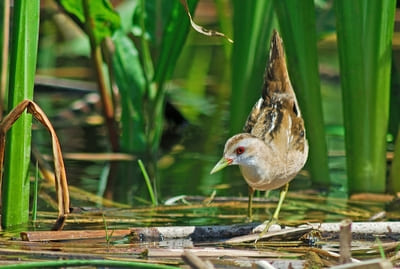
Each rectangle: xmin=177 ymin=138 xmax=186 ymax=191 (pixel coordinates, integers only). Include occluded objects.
xmin=210 ymin=133 xmax=268 ymax=175
xmin=223 ymin=133 xmax=261 ymax=166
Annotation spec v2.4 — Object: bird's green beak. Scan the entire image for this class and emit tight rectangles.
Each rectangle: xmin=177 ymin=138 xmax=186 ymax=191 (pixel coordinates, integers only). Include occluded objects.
xmin=210 ymin=157 xmax=232 ymax=174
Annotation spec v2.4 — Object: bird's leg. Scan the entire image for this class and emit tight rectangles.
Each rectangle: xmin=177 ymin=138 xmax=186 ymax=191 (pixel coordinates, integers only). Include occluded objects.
xmin=247 ymin=186 xmax=254 ymax=221
xmin=256 ymin=183 xmax=289 ymax=242
xmin=271 ymin=183 xmax=289 ymax=224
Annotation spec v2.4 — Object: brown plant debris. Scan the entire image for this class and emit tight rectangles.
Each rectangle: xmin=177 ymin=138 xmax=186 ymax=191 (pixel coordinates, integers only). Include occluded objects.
xmin=180 ymin=0 xmax=233 ymax=43
xmin=0 ymin=99 xmax=70 ymax=230
xmin=339 ymin=219 xmax=352 ymax=264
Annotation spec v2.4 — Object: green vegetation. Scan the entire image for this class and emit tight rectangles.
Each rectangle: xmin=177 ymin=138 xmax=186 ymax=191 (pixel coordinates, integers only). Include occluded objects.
xmin=0 ymin=0 xmax=399 ymax=228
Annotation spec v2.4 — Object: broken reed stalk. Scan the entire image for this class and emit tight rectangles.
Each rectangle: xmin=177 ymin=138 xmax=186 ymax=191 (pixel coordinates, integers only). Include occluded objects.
xmin=339 ymin=219 xmax=352 ymax=264
xmin=182 ymin=250 xmax=215 ymax=269
xmin=0 ymin=99 xmax=70 ymax=230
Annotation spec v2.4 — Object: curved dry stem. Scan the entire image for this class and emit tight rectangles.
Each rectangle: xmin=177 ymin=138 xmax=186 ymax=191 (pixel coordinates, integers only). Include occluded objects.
xmin=0 ymin=99 xmax=70 ymax=230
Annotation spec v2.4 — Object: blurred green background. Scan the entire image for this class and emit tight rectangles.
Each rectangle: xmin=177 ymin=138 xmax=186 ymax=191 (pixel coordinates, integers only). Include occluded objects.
xmin=1 ymin=0 xmax=399 ymax=228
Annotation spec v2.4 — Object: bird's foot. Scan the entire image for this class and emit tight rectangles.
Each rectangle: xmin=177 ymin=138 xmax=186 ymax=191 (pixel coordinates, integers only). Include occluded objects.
xmin=254 ymin=217 xmax=278 ymax=244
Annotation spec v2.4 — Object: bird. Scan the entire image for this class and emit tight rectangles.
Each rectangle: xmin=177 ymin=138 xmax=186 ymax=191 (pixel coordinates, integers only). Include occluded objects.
xmin=210 ymin=30 xmax=309 ymax=238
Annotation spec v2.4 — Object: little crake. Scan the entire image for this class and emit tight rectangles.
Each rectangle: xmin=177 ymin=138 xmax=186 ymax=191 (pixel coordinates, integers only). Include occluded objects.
xmin=210 ymin=30 xmax=309 ymax=237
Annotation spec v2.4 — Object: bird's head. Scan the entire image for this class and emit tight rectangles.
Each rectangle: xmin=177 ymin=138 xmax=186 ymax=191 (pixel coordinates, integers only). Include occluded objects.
xmin=210 ymin=133 xmax=262 ymax=174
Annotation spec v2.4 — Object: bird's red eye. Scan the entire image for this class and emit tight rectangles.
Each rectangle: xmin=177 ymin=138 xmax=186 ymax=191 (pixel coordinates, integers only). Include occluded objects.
xmin=235 ymin=146 xmax=245 ymax=155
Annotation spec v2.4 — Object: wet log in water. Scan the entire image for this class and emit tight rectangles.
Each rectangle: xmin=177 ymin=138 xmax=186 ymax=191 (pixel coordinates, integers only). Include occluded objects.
xmin=8 ymin=222 xmax=400 ymax=269
xmin=21 ymin=223 xmax=261 ymax=242
xmin=20 ymin=221 xmax=400 ymax=242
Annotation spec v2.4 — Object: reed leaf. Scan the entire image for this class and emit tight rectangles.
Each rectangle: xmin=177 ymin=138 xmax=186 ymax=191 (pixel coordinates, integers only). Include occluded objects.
xmin=138 ymin=159 xmax=157 ymax=206
xmin=230 ymin=0 xmax=275 ymax=134
xmin=274 ymin=0 xmax=330 ymax=185
xmin=2 ymin=0 xmax=39 ymax=228
xmin=112 ymin=31 xmax=146 ymax=153
xmin=153 ymin=0 xmax=198 ymax=92
xmin=334 ymin=0 xmax=396 ymax=193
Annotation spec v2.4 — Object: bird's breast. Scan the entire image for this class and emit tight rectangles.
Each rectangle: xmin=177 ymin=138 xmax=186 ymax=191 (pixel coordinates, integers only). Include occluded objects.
xmin=240 ymin=164 xmax=295 ymax=190
xmin=239 ymin=143 xmax=308 ymax=191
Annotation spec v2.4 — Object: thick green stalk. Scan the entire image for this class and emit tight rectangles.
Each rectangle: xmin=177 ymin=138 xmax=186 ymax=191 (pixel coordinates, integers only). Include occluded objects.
xmin=230 ymin=0 xmax=275 ymax=134
xmin=274 ymin=0 xmax=330 ymax=185
xmin=2 ymin=0 xmax=39 ymax=228
xmin=335 ymin=0 xmax=395 ymax=193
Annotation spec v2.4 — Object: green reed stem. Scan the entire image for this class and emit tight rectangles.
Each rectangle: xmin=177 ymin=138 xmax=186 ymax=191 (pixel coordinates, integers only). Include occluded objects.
xmin=138 ymin=159 xmax=157 ymax=206
xmin=2 ymin=0 xmax=39 ymax=228
xmin=335 ymin=0 xmax=396 ymax=193
xmin=139 ymin=0 xmax=154 ymax=86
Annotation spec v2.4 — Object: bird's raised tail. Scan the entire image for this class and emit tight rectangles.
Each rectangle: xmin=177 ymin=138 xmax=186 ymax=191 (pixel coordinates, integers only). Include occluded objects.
xmin=262 ymin=30 xmax=300 ymax=115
